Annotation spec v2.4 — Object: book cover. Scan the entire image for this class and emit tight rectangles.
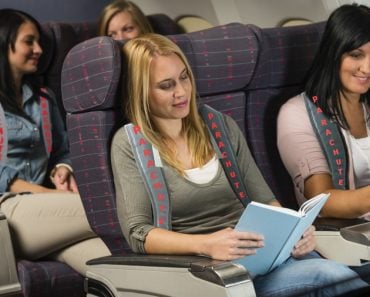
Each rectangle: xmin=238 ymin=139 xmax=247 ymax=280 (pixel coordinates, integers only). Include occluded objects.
xmin=233 ymin=193 xmax=329 ymax=277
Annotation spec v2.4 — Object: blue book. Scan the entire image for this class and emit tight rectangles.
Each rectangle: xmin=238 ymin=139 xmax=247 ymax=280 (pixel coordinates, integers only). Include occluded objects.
xmin=233 ymin=193 xmax=330 ymax=277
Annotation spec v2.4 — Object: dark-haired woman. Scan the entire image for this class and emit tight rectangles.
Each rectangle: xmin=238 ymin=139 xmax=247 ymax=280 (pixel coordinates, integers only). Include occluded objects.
xmin=278 ymin=4 xmax=370 ymax=220
xmin=0 ymin=8 xmax=110 ymax=275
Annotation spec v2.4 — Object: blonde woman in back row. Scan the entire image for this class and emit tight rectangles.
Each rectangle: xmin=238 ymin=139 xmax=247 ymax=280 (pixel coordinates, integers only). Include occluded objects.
xmin=98 ymin=0 xmax=153 ymax=40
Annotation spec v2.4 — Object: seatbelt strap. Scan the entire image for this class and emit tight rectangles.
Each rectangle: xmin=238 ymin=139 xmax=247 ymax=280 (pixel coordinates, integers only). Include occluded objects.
xmin=0 ymin=103 xmax=8 ymax=164
xmin=304 ymin=94 xmax=348 ymax=189
xmin=199 ymin=104 xmax=251 ymax=206
xmin=39 ymin=88 xmax=52 ymax=156
xmin=0 ymin=88 xmax=52 ymax=164
xmin=125 ymin=104 xmax=250 ymax=229
xmin=125 ymin=124 xmax=171 ymax=229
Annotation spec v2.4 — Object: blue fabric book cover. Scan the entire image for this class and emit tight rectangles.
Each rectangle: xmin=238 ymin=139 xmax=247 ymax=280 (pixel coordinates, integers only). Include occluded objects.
xmin=233 ymin=193 xmax=329 ymax=277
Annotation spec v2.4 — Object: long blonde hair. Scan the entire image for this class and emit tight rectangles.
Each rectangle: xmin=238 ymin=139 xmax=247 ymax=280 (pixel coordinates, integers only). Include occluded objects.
xmin=98 ymin=0 xmax=153 ymax=36
xmin=123 ymin=33 xmax=213 ymax=174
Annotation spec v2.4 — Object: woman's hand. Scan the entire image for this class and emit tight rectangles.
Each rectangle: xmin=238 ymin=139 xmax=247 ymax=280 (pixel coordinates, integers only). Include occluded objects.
xmin=52 ymin=166 xmax=79 ymax=193
xmin=292 ymin=225 xmax=316 ymax=258
xmin=202 ymin=227 xmax=264 ymax=261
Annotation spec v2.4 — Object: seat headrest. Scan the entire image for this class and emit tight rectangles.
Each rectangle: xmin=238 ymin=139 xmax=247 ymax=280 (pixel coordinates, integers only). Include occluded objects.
xmin=169 ymin=23 xmax=259 ymax=96
xmin=61 ymin=36 xmax=122 ymax=113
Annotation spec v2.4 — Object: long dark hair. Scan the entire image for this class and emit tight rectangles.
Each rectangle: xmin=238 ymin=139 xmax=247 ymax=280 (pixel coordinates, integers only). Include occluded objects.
xmin=305 ymin=4 xmax=370 ymax=128
xmin=0 ymin=8 xmax=42 ymax=117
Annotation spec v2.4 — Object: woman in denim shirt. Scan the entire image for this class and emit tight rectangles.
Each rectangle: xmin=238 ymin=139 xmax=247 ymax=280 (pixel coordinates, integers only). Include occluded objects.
xmin=0 ymin=9 xmax=110 ymax=275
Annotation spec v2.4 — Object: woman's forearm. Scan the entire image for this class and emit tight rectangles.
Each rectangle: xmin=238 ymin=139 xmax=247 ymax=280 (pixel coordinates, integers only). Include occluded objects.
xmin=144 ymin=228 xmax=207 ymax=256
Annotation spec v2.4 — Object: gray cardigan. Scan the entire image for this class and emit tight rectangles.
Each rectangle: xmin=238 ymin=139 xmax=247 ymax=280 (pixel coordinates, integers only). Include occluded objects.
xmin=111 ymin=113 xmax=276 ymax=253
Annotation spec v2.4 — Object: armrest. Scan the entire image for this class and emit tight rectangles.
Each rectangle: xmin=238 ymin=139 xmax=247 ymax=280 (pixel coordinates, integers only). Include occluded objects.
xmin=314 ymin=217 xmax=366 ymax=231
xmin=87 ymin=254 xmax=249 ymax=287
xmin=86 ymin=254 xmax=255 ymax=297
xmin=313 ymin=217 xmax=370 ymax=266
xmin=0 ymin=211 xmax=22 ymax=296
xmin=340 ymin=222 xmax=370 ymax=246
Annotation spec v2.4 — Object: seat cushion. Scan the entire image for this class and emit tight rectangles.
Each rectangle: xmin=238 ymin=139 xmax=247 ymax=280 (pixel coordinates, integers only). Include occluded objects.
xmin=17 ymin=260 xmax=84 ymax=297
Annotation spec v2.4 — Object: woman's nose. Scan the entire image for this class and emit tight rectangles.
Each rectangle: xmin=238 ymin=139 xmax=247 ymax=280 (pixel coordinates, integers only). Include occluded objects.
xmin=34 ymin=41 xmax=43 ymax=55
xmin=174 ymin=82 xmax=186 ymax=97
xmin=360 ymin=57 xmax=370 ymax=74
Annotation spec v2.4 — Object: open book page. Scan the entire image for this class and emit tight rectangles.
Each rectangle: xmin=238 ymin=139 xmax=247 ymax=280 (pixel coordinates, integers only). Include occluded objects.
xmin=247 ymin=201 xmax=301 ymax=217
xmin=298 ymin=193 xmax=329 ymax=215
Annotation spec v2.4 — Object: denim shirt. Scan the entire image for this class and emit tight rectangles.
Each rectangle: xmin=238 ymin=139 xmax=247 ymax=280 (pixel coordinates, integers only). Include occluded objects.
xmin=0 ymin=84 xmax=71 ymax=193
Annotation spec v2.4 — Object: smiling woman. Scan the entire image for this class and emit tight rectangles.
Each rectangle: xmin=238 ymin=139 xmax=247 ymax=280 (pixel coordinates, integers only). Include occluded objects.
xmin=0 ymin=8 xmax=110 ymax=276
xmin=277 ymin=4 xmax=370 ymax=219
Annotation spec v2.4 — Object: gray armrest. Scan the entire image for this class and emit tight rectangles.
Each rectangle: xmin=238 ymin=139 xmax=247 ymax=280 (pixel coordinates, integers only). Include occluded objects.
xmin=86 ymin=255 xmax=256 ymax=297
xmin=341 ymin=222 xmax=370 ymax=246
xmin=314 ymin=217 xmax=366 ymax=231
xmin=0 ymin=211 xmax=22 ymax=296
xmin=314 ymin=218 xmax=370 ymax=266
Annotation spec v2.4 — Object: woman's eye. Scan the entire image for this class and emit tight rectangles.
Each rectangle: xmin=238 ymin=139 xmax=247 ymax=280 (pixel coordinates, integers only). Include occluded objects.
xmin=124 ymin=26 xmax=135 ymax=32
xmin=349 ymin=51 xmax=362 ymax=59
xmin=180 ymin=72 xmax=189 ymax=80
xmin=24 ymin=39 xmax=34 ymax=46
xmin=159 ymin=82 xmax=173 ymax=90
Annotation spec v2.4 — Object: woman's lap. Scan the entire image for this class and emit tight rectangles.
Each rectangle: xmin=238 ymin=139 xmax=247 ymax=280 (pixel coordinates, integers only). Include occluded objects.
xmin=0 ymin=192 xmax=95 ymax=259
xmin=253 ymin=252 xmax=368 ymax=297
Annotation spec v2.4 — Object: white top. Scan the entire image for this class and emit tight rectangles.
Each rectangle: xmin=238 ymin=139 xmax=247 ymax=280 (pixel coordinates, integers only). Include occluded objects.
xmin=185 ymin=155 xmax=219 ymax=184
xmin=347 ymin=104 xmax=370 ymax=188
xmin=349 ymin=134 xmax=370 ymax=188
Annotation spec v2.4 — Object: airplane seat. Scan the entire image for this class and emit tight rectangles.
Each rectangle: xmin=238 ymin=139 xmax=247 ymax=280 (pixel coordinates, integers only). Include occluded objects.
xmin=40 ymin=14 xmax=181 ymax=123
xmin=244 ymin=21 xmax=326 ymax=209
xmin=147 ymin=13 xmax=183 ymax=35
xmin=175 ymin=15 xmax=214 ymax=33
xmin=169 ymin=22 xmax=258 ymax=134
xmin=40 ymin=21 xmax=99 ymax=122
xmin=59 ymin=19 xmax=370 ymax=295
xmin=277 ymin=17 xmax=314 ymax=27
xmin=61 ymin=26 xmax=258 ymax=296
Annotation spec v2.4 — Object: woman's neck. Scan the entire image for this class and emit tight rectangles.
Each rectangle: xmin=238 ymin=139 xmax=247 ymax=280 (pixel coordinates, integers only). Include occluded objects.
xmin=157 ymin=118 xmax=183 ymax=140
xmin=340 ymin=93 xmax=367 ymax=138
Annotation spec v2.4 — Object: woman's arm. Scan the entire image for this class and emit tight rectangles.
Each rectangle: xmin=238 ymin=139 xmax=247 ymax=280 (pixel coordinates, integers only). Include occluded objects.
xmin=305 ymin=173 xmax=370 ymax=218
xmin=9 ymin=178 xmax=63 ymax=193
xmin=145 ymin=227 xmax=264 ymax=260
xmin=278 ymin=95 xmax=370 ymax=218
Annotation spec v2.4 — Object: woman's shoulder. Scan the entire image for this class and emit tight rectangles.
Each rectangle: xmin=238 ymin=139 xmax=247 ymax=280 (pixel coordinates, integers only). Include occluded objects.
xmin=278 ymin=92 xmax=310 ymax=124
xmin=280 ymin=92 xmax=306 ymax=112
xmin=112 ymin=125 xmax=130 ymax=147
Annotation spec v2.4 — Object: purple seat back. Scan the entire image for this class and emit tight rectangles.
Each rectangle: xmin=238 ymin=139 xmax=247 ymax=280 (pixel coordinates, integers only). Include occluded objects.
xmin=62 ymin=37 xmax=129 ymax=255
xmin=245 ymin=22 xmax=325 ymax=208
xmin=169 ymin=22 xmax=258 ymax=138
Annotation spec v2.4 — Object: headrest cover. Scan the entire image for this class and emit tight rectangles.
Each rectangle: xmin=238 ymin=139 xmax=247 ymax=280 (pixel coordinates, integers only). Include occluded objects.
xmin=169 ymin=23 xmax=259 ymax=96
xmin=61 ymin=36 xmax=121 ymax=113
